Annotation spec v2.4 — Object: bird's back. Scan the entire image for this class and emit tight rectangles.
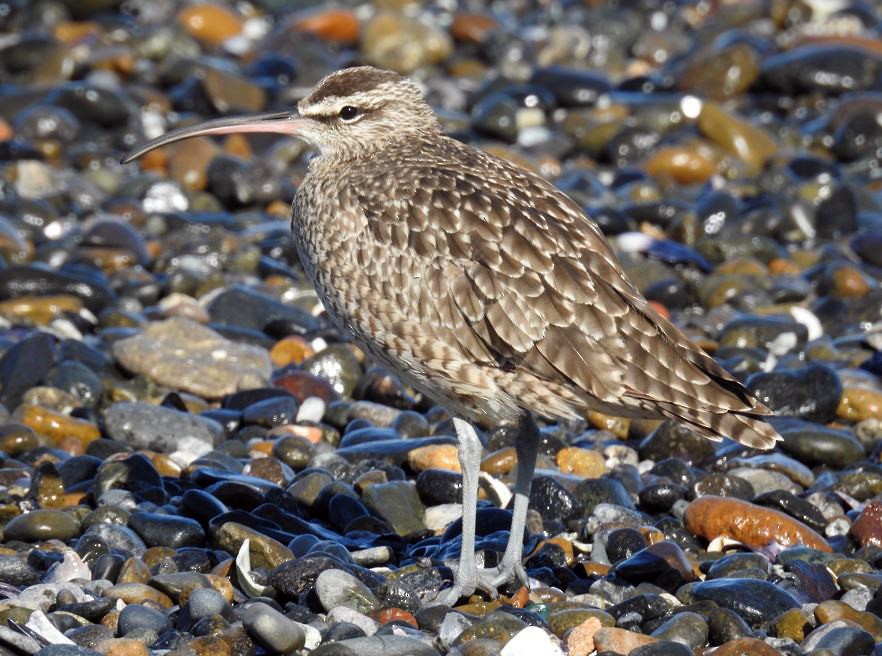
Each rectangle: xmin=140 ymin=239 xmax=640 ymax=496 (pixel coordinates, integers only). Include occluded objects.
xmin=294 ymin=134 xmax=780 ymax=449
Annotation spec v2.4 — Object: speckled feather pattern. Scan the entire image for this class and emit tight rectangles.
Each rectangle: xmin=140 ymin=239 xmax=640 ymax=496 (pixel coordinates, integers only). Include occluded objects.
xmin=292 ymin=68 xmax=780 ymax=449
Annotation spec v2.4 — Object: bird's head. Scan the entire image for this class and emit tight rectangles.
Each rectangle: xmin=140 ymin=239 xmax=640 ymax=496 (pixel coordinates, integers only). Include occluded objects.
xmin=122 ymin=66 xmax=439 ymax=164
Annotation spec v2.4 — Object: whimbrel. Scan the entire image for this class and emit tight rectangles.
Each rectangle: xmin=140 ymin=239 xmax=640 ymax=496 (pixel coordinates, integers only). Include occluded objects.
xmin=124 ymin=66 xmax=780 ymax=604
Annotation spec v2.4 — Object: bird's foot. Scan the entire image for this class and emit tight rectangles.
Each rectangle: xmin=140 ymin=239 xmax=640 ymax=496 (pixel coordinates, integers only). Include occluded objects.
xmin=430 ymin=561 xmax=528 ymax=606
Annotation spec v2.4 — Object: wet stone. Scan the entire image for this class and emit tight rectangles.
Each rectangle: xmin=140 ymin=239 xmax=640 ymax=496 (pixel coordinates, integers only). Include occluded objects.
xmin=746 ymin=364 xmax=842 ymax=423
xmin=112 ymin=318 xmax=272 ymax=399
xmin=3 ymin=509 xmax=80 ymax=542
xmin=316 ymin=569 xmax=380 ymax=615
xmin=127 ymin=512 xmax=205 ymax=549
xmin=684 ymin=579 xmax=800 ymax=629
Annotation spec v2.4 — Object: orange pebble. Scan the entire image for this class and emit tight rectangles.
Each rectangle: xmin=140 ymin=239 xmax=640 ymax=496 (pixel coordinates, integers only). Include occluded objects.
xmin=178 ymin=4 xmax=243 ymax=46
xmin=376 ymin=608 xmax=418 ymax=629
xmin=270 ymin=336 xmax=316 ymax=367
xmin=294 ymin=8 xmax=359 ymax=43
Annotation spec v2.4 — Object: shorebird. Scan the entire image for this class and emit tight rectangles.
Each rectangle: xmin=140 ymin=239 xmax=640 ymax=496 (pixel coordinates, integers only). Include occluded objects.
xmin=124 ymin=66 xmax=780 ymax=604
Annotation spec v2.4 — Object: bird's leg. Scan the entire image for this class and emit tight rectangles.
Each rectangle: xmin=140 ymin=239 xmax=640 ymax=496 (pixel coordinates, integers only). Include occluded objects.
xmin=488 ymin=411 xmax=539 ymax=588
xmin=431 ymin=417 xmax=489 ymax=605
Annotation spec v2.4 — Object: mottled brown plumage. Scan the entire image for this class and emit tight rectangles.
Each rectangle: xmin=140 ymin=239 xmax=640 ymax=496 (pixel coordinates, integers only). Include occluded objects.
xmin=292 ymin=67 xmax=780 ymax=450
xmin=123 ymin=66 xmax=780 ymax=601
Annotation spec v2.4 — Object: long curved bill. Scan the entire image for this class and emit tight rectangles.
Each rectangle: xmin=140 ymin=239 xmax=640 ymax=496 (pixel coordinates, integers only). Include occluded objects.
xmin=121 ymin=110 xmax=305 ymax=164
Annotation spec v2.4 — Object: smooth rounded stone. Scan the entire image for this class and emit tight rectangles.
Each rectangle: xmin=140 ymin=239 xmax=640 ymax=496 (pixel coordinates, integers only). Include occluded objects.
xmin=746 ymin=364 xmax=842 ymax=423
xmin=690 ymin=473 xmax=754 ymax=501
xmin=529 ymin=476 xmax=582 ymax=523
xmin=529 ymin=66 xmax=610 ymax=107
xmin=3 ymin=509 xmax=79 ymax=542
xmin=760 ymin=45 xmax=882 ymax=94
xmin=301 ymin=345 xmax=363 ymax=398
xmin=684 ymin=579 xmax=799 ymax=629
xmin=547 ymin=609 xmax=615 ymax=637
xmin=242 ymin=602 xmax=306 ymax=654
xmin=208 ymin=285 xmax=320 ymax=335
xmin=753 ymin=489 xmax=826 ymax=533
xmin=499 ymin=626 xmax=563 ymax=656
xmin=81 ymin=524 xmax=146 ymax=558
xmin=0 ymin=554 xmax=41 ymax=586
xmin=127 ymin=512 xmax=205 ymax=549
xmin=310 ymin=635 xmax=440 ymax=656
xmin=697 ymin=102 xmax=776 ymax=175
xmin=327 ymin=606 xmax=380 ymax=637
xmin=36 ymin=647 xmax=102 ymax=656
xmin=777 ymin=423 xmax=865 ymax=468
xmin=718 ymin=316 xmax=807 ymax=353
xmin=187 ymin=587 xmax=229 ymax=620
xmin=112 ymin=318 xmax=272 ymax=399
xmin=612 ymin=540 xmax=696 ymax=591
xmin=677 ymin=42 xmax=759 ymax=99
xmin=103 ymin=582 xmax=173 ymax=609
xmin=709 ymin=637 xmax=781 ymax=656
xmin=103 ymin=402 xmax=223 ymax=454
xmin=573 ymin=477 xmax=634 ymax=514
xmin=242 ymin=395 xmax=299 ymax=428
xmin=415 ymin=469 xmax=462 ymax=506
xmin=117 ymin=604 xmax=170 ymax=636
xmin=362 ymin=13 xmax=452 ymax=74
xmin=849 ymin=501 xmax=882 ymax=549
xmin=838 ymin=387 xmax=882 ymax=422
xmin=638 ymin=483 xmax=687 ymax=513
xmin=316 ymin=569 xmax=379 ymax=615
xmin=684 ymin=496 xmax=831 ymax=553
xmin=0 ymin=331 xmax=55 ymax=410
xmin=639 ymin=422 xmax=714 ymax=465
xmin=0 ymin=265 xmax=115 ymax=313
xmin=408 ymin=444 xmax=460 ymax=473
xmin=649 ymin=612 xmax=707 ymax=649
xmin=816 ymin=600 xmax=882 ymax=642
xmin=592 ymin=627 xmax=657 ymax=654
xmin=361 ymin=481 xmax=426 ymax=536
xmin=215 ymin=522 xmax=293 ymax=570
xmin=556 ymin=447 xmax=606 ymax=478
xmin=800 ymin=619 xmax=875 ymax=655
xmin=630 ymin=641 xmax=694 ymax=656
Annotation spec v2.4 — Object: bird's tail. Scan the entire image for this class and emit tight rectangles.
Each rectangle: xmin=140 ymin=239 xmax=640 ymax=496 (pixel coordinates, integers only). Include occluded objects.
xmin=654 ymin=401 xmax=782 ymax=449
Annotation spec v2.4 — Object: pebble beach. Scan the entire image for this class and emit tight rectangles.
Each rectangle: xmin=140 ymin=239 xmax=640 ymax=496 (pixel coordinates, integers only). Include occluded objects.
xmin=2 ymin=0 xmax=882 ymax=655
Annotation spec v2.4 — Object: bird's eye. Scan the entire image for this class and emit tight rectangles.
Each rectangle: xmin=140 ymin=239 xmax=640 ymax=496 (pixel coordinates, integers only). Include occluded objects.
xmin=339 ymin=106 xmax=359 ymax=121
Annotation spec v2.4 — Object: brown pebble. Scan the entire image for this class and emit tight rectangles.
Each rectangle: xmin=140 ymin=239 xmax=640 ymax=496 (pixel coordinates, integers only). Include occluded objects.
xmin=710 ymin=637 xmax=784 ymax=656
xmin=698 ymin=102 xmax=777 ymax=175
xmin=593 ymin=627 xmax=656 ymax=653
xmin=832 ymin=265 xmax=870 ymax=299
xmin=293 ymin=8 xmax=359 ymax=43
xmin=567 ymin=617 xmax=603 ymax=656
xmin=408 ymin=444 xmax=461 ymax=473
xmin=684 ymin=496 xmax=832 ymax=553
xmin=850 ymin=501 xmax=882 ymax=549
xmin=480 ymin=447 xmax=516 ymax=475
xmin=177 ymin=4 xmax=243 ymax=45
xmin=815 ymin=599 xmax=882 ymax=641
xmin=96 ymin=638 xmax=148 ymax=656
xmin=117 ymin=557 xmax=151 ymax=584
xmin=773 ymin=607 xmax=813 ymax=642
xmin=450 ymin=13 xmax=497 ymax=44
xmin=837 ymin=388 xmax=882 ymax=422
xmin=644 ymin=144 xmax=717 ymax=184
xmin=586 ymin=411 xmax=630 ymax=438
xmin=556 ymin=447 xmax=605 ymax=478
xmin=270 ymin=336 xmax=316 ymax=367
xmin=103 ymin=583 xmax=173 ymax=608
xmin=14 ymin=405 xmax=99 ymax=452
xmin=0 ymin=295 xmax=83 ymax=325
